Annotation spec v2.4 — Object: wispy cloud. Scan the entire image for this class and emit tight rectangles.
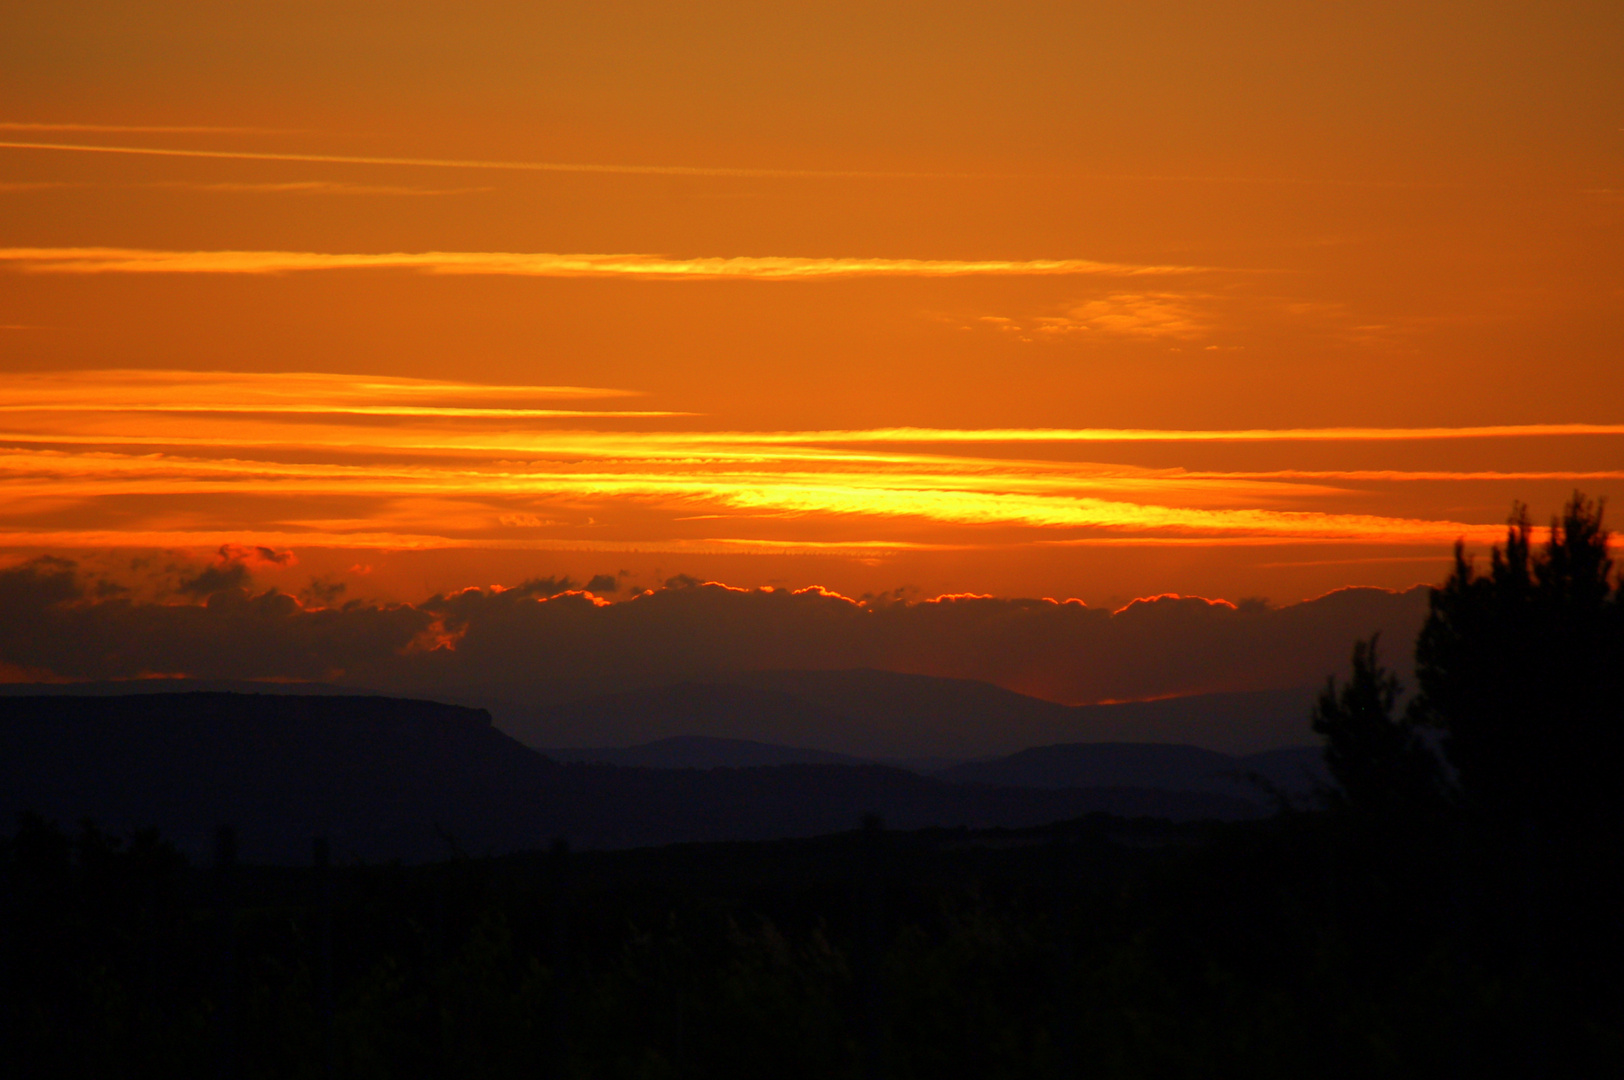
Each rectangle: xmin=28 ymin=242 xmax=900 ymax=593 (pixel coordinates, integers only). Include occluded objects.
xmin=0 ymin=248 xmax=1205 ymax=279
xmin=0 ymin=529 xmax=970 ymax=555
xmin=0 ymin=136 xmax=1465 ymax=190
xmin=964 ymin=290 xmax=1383 ymax=347
xmin=982 ymin=293 xmax=1214 ymax=341
xmin=0 ymin=139 xmax=991 ymax=179
xmin=0 ymin=370 xmax=670 ymax=419
xmin=723 ymin=425 xmax=1624 ymax=443
xmin=1189 ymin=469 xmax=1624 ymax=482
xmin=0 ymin=181 xmax=81 ymax=193
xmin=1 ymin=179 xmax=484 ymax=196
xmin=146 ymin=180 xmax=491 ymax=196
xmin=0 ymin=370 xmax=1615 ymax=555
xmin=0 ymin=122 xmax=305 ymax=134
xmin=1038 ymin=293 xmax=1210 ymax=339
xmin=0 ymin=447 xmax=1509 ymax=545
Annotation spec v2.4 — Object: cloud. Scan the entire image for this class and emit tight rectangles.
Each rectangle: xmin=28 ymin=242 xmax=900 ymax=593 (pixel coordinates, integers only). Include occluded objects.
xmin=966 ymin=289 xmax=1396 ymax=349
xmin=217 ymin=543 xmax=296 ymax=568
xmin=146 ymin=180 xmax=491 ymax=196
xmin=720 ymin=425 xmax=1624 ymax=443
xmin=0 ymin=370 xmax=1616 ymax=556
xmin=300 ymin=576 xmax=347 ymax=606
xmin=0 ymin=555 xmax=81 ymax=610
xmin=1033 ymin=293 xmax=1212 ymax=339
xmin=0 ymin=139 xmax=995 ymax=179
xmin=0 ymin=122 xmax=304 ymax=134
xmin=0 ymin=441 xmax=1513 ymax=544
xmin=0 ymin=558 xmax=1431 ymax=705
xmin=176 ymin=544 xmax=293 ymax=597
xmin=178 ymin=560 xmax=251 ymax=597
xmin=508 ymin=576 xmax=577 ymax=599
xmin=0 ymin=138 xmax=1463 ymax=190
xmin=0 ymin=556 xmax=434 ymax=684
xmin=0 ymin=248 xmax=1206 ymax=280
xmin=0 ymin=368 xmax=667 ymax=419
xmin=1187 ymin=469 xmax=1624 ymax=482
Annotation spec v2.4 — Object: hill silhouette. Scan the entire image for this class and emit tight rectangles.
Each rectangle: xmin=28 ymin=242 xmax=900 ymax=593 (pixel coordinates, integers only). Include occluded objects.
xmin=542 ymin=736 xmax=1329 ymax=803
xmin=0 ymin=692 xmax=1262 ymax=862
xmin=0 ymin=678 xmax=365 ymax=698
xmin=489 ymin=670 xmax=1320 ymax=758
xmin=0 ymin=672 xmax=1319 ymax=756
xmin=938 ymin=742 xmax=1326 ymax=800
xmin=543 ymin=735 xmax=871 ymax=768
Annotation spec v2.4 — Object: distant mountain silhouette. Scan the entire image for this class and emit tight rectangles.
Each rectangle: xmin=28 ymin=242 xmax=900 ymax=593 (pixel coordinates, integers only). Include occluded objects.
xmin=0 ymin=671 xmax=1321 ymax=757
xmin=541 ymin=735 xmax=1330 ymax=802
xmin=543 ymin=735 xmax=871 ymax=769
xmin=495 ymin=681 xmax=856 ymax=753
xmin=937 ymin=742 xmax=1327 ymax=801
xmin=1241 ymin=745 xmax=1335 ymax=795
xmin=1 ymin=693 xmax=1263 ymax=863
xmin=490 ymin=671 xmax=1320 ymax=758
xmin=0 ymin=678 xmax=366 ymax=698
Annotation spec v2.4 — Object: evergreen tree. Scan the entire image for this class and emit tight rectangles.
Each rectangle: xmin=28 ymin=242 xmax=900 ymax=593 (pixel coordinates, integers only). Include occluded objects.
xmin=1312 ymin=634 xmax=1443 ymax=818
xmin=1410 ymin=492 xmax=1623 ymax=832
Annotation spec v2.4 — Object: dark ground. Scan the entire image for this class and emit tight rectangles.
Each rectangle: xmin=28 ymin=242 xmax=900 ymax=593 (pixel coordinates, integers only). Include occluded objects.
xmin=4 ymin=806 xmax=1617 ymax=1079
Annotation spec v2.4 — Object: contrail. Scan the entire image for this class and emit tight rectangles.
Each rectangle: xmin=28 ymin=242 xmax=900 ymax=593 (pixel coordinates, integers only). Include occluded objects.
xmin=0 ymin=138 xmax=1475 ymax=189
xmin=0 ymin=139 xmax=980 ymax=180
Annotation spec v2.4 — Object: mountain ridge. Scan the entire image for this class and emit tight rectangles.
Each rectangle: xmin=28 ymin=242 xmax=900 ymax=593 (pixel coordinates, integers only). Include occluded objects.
xmin=488 ymin=671 xmax=1320 ymax=757
xmin=0 ymin=671 xmax=1321 ymax=756
xmin=0 ymin=692 xmax=1266 ymax=863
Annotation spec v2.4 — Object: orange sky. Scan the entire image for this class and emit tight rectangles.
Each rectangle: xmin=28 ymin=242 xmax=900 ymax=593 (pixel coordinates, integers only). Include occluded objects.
xmin=2 ymin=2 xmax=1621 ymax=610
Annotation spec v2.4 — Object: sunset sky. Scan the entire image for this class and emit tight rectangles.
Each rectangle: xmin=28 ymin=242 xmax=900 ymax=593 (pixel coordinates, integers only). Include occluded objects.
xmin=2 ymin=2 xmax=1620 ymax=637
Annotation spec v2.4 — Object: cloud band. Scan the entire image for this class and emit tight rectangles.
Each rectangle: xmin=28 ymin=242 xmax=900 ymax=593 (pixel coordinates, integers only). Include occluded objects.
xmin=0 ymin=247 xmax=1202 ymax=279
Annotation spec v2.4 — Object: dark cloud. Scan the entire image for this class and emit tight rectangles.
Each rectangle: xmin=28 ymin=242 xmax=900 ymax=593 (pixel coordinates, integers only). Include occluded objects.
xmin=0 ymin=558 xmax=433 ymax=683
xmin=0 ymin=556 xmax=82 ymax=612
xmin=510 ymin=576 xmax=575 ymax=599
xmin=219 ymin=543 xmax=296 ymax=567
xmin=177 ymin=544 xmax=302 ymax=598
xmin=377 ymin=580 xmax=1430 ymax=704
xmin=586 ymin=574 xmax=619 ymax=594
xmin=300 ymin=576 xmax=347 ymax=606
xmin=0 ymin=560 xmax=1431 ymax=705
xmin=178 ymin=561 xmax=252 ymax=597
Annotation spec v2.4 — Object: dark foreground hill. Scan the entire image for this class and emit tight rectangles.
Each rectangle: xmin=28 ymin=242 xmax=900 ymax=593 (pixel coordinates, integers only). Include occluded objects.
xmin=0 ymin=693 xmax=1260 ymax=862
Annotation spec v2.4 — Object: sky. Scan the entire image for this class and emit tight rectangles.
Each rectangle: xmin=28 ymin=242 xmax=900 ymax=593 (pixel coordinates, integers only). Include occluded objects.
xmin=0 ymin=2 xmax=1620 ymax=698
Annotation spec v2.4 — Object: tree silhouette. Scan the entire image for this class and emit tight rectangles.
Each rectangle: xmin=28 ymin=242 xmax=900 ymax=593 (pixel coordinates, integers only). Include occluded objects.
xmin=1312 ymin=634 xmax=1443 ymax=818
xmin=1411 ymin=492 xmax=1623 ymax=832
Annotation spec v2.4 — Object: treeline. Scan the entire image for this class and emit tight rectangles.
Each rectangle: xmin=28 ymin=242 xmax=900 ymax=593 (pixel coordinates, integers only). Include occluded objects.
xmin=2 ymin=495 xmax=1621 ymax=1078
